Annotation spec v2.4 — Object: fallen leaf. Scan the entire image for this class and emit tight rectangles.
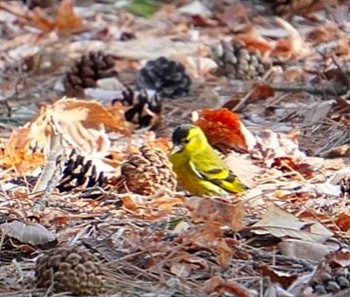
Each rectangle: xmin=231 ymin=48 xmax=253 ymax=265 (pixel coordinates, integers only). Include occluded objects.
xmin=335 ymin=213 xmax=350 ymax=231
xmin=203 ymin=275 xmax=253 ymax=297
xmin=185 ymin=197 xmax=245 ymax=231
xmin=260 ymin=265 xmax=298 ymax=289
xmin=328 ymin=250 xmax=350 ymax=268
xmin=182 ymin=223 xmax=233 ymax=268
xmin=192 ymin=108 xmax=256 ymax=152
xmin=272 ymin=18 xmax=311 ymax=61
xmin=1 ymin=220 xmax=57 ymax=246
xmin=279 ymin=239 xmax=338 ymax=262
xmin=271 ymin=156 xmax=315 ymax=178
xmin=252 ymin=129 xmax=305 ymax=165
xmin=0 ymin=128 xmax=46 ymax=174
xmin=250 ymin=82 xmax=275 ymax=100
xmin=252 ymin=204 xmax=333 ymax=243
xmin=29 ymin=0 xmax=82 ymax=32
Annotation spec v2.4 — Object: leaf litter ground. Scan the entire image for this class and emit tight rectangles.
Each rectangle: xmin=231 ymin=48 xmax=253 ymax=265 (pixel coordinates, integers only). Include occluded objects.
xmin=0 ymin=0 xmax=350 ymax=296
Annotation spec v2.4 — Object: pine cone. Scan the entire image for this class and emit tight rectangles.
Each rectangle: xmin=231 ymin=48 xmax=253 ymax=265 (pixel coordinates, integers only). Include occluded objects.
xmin=311 ymin=268 xmax=350 ymax=295
xmin=136 ymin=56 xmax=191 ymax=99
xmin=263 ymin=0 xmax=314 ymax=16
xmin=57 ymin=150 xmax=107 ymax=192
xmin=118 ymin=145 xmax=177 ymax=195
xmin=23 ymin=0 xmax=59 ymax=9
xmin=35 ymin=246 xmax=104 ymax=296
xmin=340 ymin=174 xmax=350 ymax=197
xmin=64 ymin=51 xmax=117 ymax=96
xmin=212 ymin=40 xmax=271 ymax=80
xmin=112 ymin=88 xmax=162 ymax=130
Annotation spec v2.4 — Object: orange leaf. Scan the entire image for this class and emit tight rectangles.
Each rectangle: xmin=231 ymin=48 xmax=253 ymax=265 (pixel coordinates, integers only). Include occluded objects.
xmin=0 ymin=128 xmax=45 ymax=174
xmin=193 ymin=108 xmax=256 ymax=152
xmin=28 ymin=0 xmax=82 ymax=32
xmin=30 ymin=8 xmax=56 ymax=31
xmin=185 ymin=197 xmax=245 ymax=231
xmin=56 ymin=0 xmax=82 ymax=31
xmin=236 ymin=26 xmax=274 ymax=54
xmin=335 ymin=213 xmax=350 ymax=232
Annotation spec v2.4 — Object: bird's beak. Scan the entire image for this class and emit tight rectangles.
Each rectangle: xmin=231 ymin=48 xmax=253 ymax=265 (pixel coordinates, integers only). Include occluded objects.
xmin=171 ymin=144 xmax=183 ymax=154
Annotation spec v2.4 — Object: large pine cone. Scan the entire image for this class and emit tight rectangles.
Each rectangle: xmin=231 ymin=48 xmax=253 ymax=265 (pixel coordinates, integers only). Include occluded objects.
xmin=118 ymin=145 xmax=177 ymax=195
xmin=212 ymin=40 xmax=271 ymax=80
xmin=112 ymin=88 xmax=162 ymax=130
xmin=57 ymin=150 xmax=107 ymax=193
xmin=64 ymin=51 xmax=117 ymax=96
xmin=136 ymin=56 xmax=191 ymax=99
xmin=263 ymin=0 xmax=314 ymax=16
xmin=35 ymin=246 xmax=104 ymax=296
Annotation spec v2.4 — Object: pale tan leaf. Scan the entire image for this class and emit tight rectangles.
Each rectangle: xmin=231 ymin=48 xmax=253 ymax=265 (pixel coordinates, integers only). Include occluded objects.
xmin=1 ymin=220 xmax=56 ymax=246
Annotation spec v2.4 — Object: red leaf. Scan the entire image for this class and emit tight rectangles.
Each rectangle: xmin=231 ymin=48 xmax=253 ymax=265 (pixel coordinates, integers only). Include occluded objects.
xmin=193 ymin=108 xmax=256 ymax=152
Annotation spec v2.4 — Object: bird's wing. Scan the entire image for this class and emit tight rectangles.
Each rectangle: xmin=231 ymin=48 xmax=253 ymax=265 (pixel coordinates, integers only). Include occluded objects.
xmin=189 ymin=155 xmax=230 ymax=182
xmin=190 ymin=153 xmax=246 ymax=193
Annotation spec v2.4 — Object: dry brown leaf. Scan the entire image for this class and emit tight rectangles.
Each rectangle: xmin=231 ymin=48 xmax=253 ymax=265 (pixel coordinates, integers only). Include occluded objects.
xmin=29 ymin=0 xmax=82 ymax=32
xmin=260 ymin=265 xmax=298 ymax=289
xmin=1 ymin=220 xmax=57 ymax=246
xmin=182 ymin=222 xmax=233 ymax=268
xmin=250 ymin=83 xmax=275 ymax=101
xmin=272 ymin=18 xmax=311 ymax=61
xmin=236 ymin=26 xmax=275 ymax=55
xmin=252 ymin=204 xmax=333 ymax=244
xmin=121 ymin=194 xmax=184 ymax=219
xmin=328 ymin=250 xmax=350 ymax=268
xmin=203 ymin=275 xmax=253 ymax=297
xmin=169 ymin=251 xmax=209 ymax=278
xmin=185 ymin=197 xmax=245 ymax=231
xmin=31 ymin=97 xmax=131 ymax=156
xmin=0 ymin=128 xmax=46 ymax=174
xmin=55 ymin=0 xmax=82 ymax=31
xmin=279 ymin=239 xmax=337 ymax=262
xmin=252 ymin=129 xmax=305 ymax=164
xmin=335 ymin=213 xmax=350 ymax=231
xmin=1 ymin=98 xmax=131 ymax=175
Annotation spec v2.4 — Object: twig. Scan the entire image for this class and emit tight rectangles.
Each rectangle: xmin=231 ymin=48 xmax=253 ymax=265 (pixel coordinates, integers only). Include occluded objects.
xmin=273 ymin=85 xmax=349 ymax=96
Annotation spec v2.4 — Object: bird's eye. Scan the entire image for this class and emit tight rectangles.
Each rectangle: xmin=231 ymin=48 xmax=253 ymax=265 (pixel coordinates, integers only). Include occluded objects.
xmin=184 ymin=139 xmax=190 ymax=144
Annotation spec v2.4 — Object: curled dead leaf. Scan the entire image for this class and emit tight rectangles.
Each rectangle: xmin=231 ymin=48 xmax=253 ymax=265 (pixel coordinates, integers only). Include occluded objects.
xmin=0 ymin=128 xmax=45 ymax=174
xmin=203 ymin=275 xmax=253 ymax=297
xmin=1 ymin=220 xmax=57 ymax=246
xmin=185 ymin=197 xmax=245 ymax=231
xmin=192 ymin=108 xmax=256 ymax=152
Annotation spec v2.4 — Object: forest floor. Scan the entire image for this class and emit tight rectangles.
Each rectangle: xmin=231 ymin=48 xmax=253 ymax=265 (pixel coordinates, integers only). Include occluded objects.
xmin=0 ymin=0 xmax=350 ymax=296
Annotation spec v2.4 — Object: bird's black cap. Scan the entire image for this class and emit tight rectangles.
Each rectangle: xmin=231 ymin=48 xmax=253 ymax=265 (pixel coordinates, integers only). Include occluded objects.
xmin=171 ymin=124 xmax=195 ymax=145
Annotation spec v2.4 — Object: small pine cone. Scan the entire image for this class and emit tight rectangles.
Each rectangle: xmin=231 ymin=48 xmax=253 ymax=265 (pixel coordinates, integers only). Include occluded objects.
xmin=340 ymin=174 xmax=350 ymax=197
xmin=112 ymin=88 xmax=162 ymax=130
xmin=212 ymin=40 xmax=271 ymax=80
xmin=35 ymin=246 xmax=104 ymax=296
xmin=23 ymin=0 xmax=59 ymax=9
xmin=310 ymin=267 xmax=350 ymax=294
xmin=118 ymin=145 xmax=177 ymax=195
xmin=57 ymin=150 xmax=107 ymax=192
xmin=64 ymin=51 xmax=117 ymax=96
xmin=263 ymin=0 xmax=314 ymax=16
xmin=136 ymin=56 xmax=191 ymax=99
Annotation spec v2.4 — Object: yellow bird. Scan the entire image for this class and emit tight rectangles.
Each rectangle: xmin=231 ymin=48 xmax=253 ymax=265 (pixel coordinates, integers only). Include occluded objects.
xmin=169 ymin=124 xmax=247 ymax=196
